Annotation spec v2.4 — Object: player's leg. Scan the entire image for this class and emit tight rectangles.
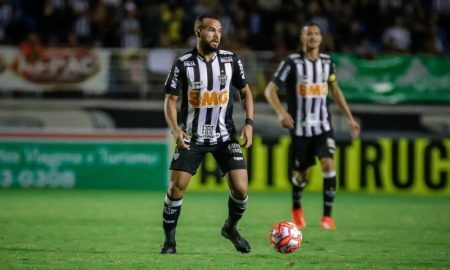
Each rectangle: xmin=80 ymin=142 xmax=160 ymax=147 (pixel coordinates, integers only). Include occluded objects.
xmin=160 ymin=145 xmax=203 ymax=254
xmin=223 ymin=168 xmax=251 ymax=253
xmin=319 ymin=157 xmax=336 ymax=229
xmin=226 ymin=168 xmax=248 ymax=229
xmin=291 ymin=169 xmax=309 ymax=228
xmin=317 ymin=131 xmax=337 ymax=230
xmin=213 ymin=140 xmax=251 ymax=253
xmin=160 ymin=170 xmax=192 ymax=254
xmin=291 ymin=136 xmax=315 ymax=228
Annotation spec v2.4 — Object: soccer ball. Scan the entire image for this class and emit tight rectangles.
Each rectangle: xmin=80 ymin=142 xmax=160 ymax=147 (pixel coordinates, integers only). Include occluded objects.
xmin=269 ymin=221 xmax=302 ymax=254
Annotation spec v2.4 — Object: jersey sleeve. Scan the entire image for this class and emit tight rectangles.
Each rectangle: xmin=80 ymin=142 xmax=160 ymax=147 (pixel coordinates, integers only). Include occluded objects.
xmin=164 ymin=59 xmax=184 ymax=95
xmin=328 ymin=59 xmax=337 ymax=83
xmin=272 ymin=58 xmax=293 ymax=88
xmin=231 ymin=54 xmax=247 ymax=89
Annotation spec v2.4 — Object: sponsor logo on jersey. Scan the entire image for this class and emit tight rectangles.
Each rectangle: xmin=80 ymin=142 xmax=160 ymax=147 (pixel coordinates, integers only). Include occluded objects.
xmin=237 ymin=59 xmax=245 ymax=80
xmin=198 ymin=124 xmax=220 ymax=139
xmin=228 ymin=143 xmax=243 ymax=154
xmin=297 ymin=83 xmax=328 ymax=97
xmin=170 ymin=66 xmax=180 ymax=88
xmin=300 ymin=74 xmax=308 ymax=83
xmin=188 ymin=88 xmax=229 ymax=108
xmin=189 ymin=80 xmax=205 ymax=90
xmin=327 ymin=138 xmax=335 ymax=154
xmin=173 ymin=147 xmax=180 ymax=160
xmin=184 ymin=61 xmax=196 ymax=67
xmin=221 ymin=56 xmax=233 ymax=63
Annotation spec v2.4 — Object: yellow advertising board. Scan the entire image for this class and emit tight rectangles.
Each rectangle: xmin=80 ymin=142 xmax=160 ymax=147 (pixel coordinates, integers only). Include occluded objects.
xmin=187 ymin=136 xmax=450 ymax=195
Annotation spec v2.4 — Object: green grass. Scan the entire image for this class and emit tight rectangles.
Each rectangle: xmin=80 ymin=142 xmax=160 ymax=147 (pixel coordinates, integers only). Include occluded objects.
xmin=0 ymin=190 xmax=449 ymax=270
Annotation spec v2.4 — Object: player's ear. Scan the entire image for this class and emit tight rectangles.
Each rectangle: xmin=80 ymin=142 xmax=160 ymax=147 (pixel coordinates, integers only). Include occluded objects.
xmin=195 ymin=29 xmax=200 ymax=37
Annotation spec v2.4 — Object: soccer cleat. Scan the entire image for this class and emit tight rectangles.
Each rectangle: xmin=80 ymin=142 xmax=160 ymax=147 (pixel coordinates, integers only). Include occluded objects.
xmin=320 ymin=216 xmax=335 ymax=230
xmin=291 ymin=208 xmax=306 ymax=229
xmin=221 ymin=221 xmax=251 ymax=253
xmin=159 ymin=242 xmax=176 ymax=254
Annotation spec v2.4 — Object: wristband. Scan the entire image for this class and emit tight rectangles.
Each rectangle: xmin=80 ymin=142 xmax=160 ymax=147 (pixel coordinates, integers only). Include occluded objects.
xmin=245 ymin=118 xmax=254 ymax=127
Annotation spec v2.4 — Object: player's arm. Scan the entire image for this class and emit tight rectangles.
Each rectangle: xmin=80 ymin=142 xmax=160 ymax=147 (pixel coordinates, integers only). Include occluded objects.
xmin=164 ymin=59 xmax=189 ymax=149
xmin=329 ymin=80 xmax=360 ymax=137
xmin=239 ymin=84 xmax=254 ymax=148
xmin=164 ymin=94 xmax=189 ymax=150
xmin=232 ymin=54 xmax=254 ymax=148
xmin=264 ymin=81 xmax=294 ymax=129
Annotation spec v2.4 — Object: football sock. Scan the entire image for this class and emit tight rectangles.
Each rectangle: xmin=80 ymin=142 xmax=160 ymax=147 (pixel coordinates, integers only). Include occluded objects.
xmin=323 ymin=171 xmax=337 ymax=217
xmin=292 ymin=176 xmax=307 ymax=209
xmin=162 ymin=193 xmax=183 ymax=243
xmin=227 ymin=193 xmax=248 ymax=228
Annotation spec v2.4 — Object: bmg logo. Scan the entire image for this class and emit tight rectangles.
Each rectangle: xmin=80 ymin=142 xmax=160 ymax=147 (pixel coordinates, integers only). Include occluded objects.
xmin=188 ymin=89 xmax=229 ymax=108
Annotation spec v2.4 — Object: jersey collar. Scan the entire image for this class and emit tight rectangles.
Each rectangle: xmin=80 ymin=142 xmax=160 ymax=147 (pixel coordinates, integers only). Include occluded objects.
xmin=193 ymin=47 xmax=217 ymax=63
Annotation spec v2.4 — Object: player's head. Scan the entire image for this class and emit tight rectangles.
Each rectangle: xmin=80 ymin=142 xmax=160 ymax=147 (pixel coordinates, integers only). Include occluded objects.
xmin=300 ymin=22 xmax=322 ymax=51
xmin=194 ymin=14 xmax=222 ymax=53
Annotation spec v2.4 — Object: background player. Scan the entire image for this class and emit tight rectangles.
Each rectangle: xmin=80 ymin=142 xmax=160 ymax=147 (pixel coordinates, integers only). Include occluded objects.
xmin=264 ymin=22 xmax=360 ymax=230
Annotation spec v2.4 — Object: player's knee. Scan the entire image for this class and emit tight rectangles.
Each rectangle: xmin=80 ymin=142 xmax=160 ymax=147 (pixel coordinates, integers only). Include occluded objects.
xmin=235 ymin=190 xmax=248 ymax=199
xmin=168 ymin=184 xmax=186 ymax=198
xmin=231 ymin=188 xmax=247 ymax=200
xmin=292 ymin=176 xmax=308 ymax=187
xmin=320 ymin=158 xmax=334 ymax=172
xmin=293 ymin=171 xmax=309 ymax=181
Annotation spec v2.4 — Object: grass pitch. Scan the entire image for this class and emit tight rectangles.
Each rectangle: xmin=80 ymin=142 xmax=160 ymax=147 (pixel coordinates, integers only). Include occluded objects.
xmin=0 ymin=190 xmax=449 ymax=270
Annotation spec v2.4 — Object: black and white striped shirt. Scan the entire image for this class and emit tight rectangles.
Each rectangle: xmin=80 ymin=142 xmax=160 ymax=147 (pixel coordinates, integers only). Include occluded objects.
xmin=165 ymin=48 xmax=247 ymax=145
xmin=272 ymin=51 xmax=336 ymax=137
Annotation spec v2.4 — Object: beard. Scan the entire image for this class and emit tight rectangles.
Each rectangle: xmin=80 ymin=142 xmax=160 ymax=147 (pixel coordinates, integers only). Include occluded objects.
xmin=199 ymin=39 xmax=218 ymax=54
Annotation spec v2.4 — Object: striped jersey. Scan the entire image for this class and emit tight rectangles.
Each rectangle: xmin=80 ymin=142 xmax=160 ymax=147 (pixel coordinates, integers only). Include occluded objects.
xmin=165 ymin=48 xmax=247 ymax=145
xmin=272 ymin=51 xmax=336 ymax=137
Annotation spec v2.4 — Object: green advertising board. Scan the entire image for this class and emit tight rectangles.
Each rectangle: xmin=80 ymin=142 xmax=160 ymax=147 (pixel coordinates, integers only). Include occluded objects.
xmin=0 ymin=130 xmax=169 ymax=190
xmin=332 ymin=54 xmax=450 ymax=104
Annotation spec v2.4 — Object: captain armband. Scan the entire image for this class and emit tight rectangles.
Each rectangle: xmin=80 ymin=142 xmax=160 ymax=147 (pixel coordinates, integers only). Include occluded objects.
xmin=328 ymin=73 xmax=336 ymax=83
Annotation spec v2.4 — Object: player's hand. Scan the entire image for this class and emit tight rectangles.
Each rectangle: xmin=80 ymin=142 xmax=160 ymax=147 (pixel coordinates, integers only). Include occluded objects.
xmin=240 ymin=124 xmax=253 ymax=148
xmin=278 ymin=112 xmax=295 ymax=129
xmin=349 ymin=119 xmax=360 ymax=138
xmin=171 ymin=127 xmax=190 ymax=150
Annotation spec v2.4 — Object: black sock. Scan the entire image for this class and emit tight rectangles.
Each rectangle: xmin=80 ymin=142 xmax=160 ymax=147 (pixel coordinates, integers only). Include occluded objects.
xmin=227 ymin=193 xmax=248 ymax=228
xmin=162 ymin=193 xmax=182 ymax=244
xmin=323 ymin=171 xmax=337 ymax=217
xmin=292 ymin=177 xmax=307 ymax=209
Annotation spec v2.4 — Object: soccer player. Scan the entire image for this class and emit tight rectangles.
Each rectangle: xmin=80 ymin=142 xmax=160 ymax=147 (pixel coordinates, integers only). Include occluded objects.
xmin=160 ymin=14 xmax=254 ymax=254
xmin=264 ymin=22 xmax=360 ymax=230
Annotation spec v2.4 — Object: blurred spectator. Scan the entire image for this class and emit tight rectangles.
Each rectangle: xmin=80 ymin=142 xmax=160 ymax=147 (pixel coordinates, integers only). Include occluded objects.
xmin=354 ymin=38 xmax=377 ymax=60
xmin=20 ymin=32 xmax=44 ymax=63
xmin=66 ymin=31 xmax=79 ymax=47
xmin=69 ymin=0 xmax=92 ymax=46
xmin=120 ymin=0 xmax=141 ymax=48
xmin=422 ymin=25 xmax=445 ymax=56
xmin=160 ymin=0 xmax=183 ymax=47
xmin=0 ymin=0 xmax=12 ymax=44
xmin=140 ymin=2 xmax=163 ymax=47
xmin=382 ymin=18 xmax=411 ymax=53
xmin=0 ymin=0 xmax=448 ymax=56
xmin=42 ymin=0 xmax=71 ymax=46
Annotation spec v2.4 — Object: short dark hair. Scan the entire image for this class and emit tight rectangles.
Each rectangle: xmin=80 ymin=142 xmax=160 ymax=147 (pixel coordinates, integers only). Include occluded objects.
xmin=194 ymin=14 xmax=222 ymax=30
xmin=301 ymin=22 xmax=322 ymax=34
